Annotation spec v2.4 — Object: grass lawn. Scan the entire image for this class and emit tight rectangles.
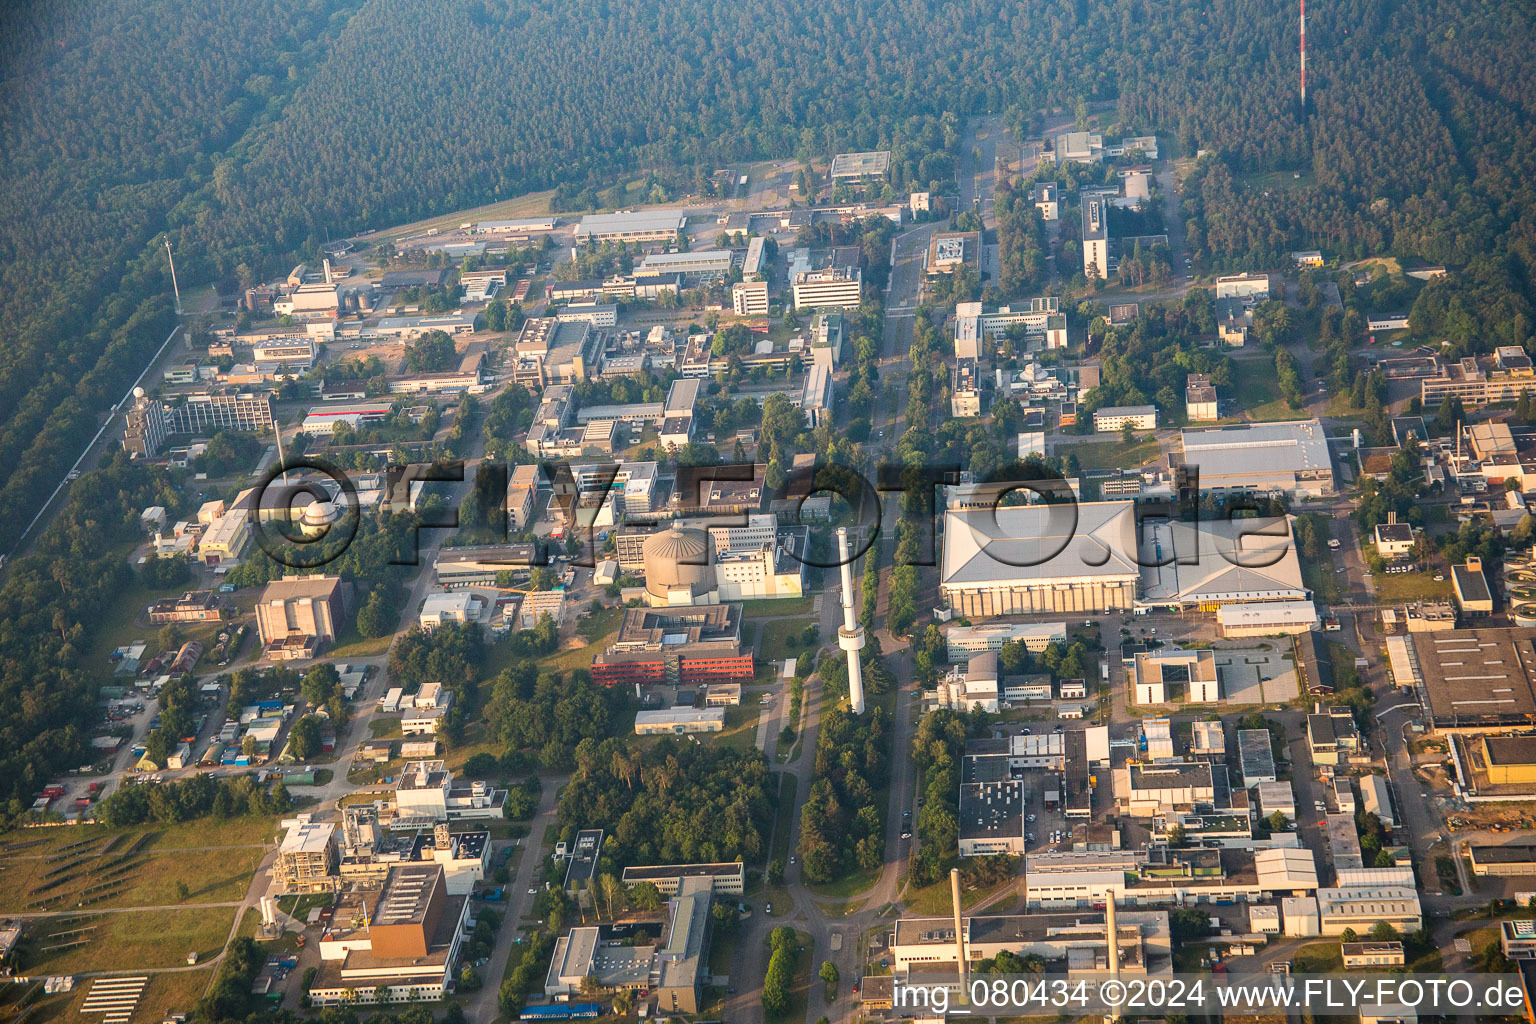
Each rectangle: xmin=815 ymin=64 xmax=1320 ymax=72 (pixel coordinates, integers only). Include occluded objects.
xmin=369 ymin=716 xmax=403 ymax=738
xmin=1300 ymin=552 xmax=1343 ymax=605
xmin=763 ymin=929 xmax=815 ymax=1024
xmin=1370 ymin=571 xmax=1452 ymax=603
xmin=328 ymin=627 xmax=394 ymax=659
xmin=715 ymin=705 xmax=762 ymax=753
xmin=738 ymin=596 xmax=816 ymax=618
xmin=27 ymin=907 xmax=237 ymax=974
xmin=1234 ymin=357 xmax=1309 ymax=422
xmin=1291 ymin=940 xmax=1344 ymax=973
xmin=1066 ymin=436 xmax=1161 ymax=473
xmin=806 ymin=864 xmax=882 ymax=900
xmin=277 ymin=892 xmax=334 ymax=919
xmin=902 ymin=877 xmax=1008 ymax=915
xmin=755 ymin=616 xmax=818 ymax=662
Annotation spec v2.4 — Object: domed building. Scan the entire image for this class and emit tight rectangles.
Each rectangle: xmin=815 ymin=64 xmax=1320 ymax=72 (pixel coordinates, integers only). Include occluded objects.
xmin=642 ymin=525 xmax=719 ymax=606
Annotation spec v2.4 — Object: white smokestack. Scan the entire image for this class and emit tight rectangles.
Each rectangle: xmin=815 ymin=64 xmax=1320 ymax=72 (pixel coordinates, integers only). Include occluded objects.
xmin=836 ymin=528 xmax=866 ymax=715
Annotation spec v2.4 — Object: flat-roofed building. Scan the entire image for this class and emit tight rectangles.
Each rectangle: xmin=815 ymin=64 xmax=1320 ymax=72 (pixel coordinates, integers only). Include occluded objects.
xmin=1215 ymin=274 xmax=1271 ymax=301
xmin=1343 ymin=941 xmax=1406 ymax=968
xmin=953 ymin=298 xmax=1068 ymax=358
xmin=1031 ymin=182 xmax=1060 ymax=221
xmin=1479 ymin=735 xmax=1536 ymax=786
xmin=830 ymin=150 xmax=892 ymax=179
xmin=945 ymin=621 xmax=1068 ymax=660
xmin=1123 ymin=761 xmax=1216 ymax=816
xmin=621 ymin=862 xmax=745 ymax=896
xmin=512 ymin=318 xmax=596 ymax=387
xmin=1307 ymin=706 xmax=1360 ymax=765
xmin=1133 ymin=648 xmax=1220 ymax=704
xmin=1191 ymin=720 xmax=1226 ymax=757
xmin=1217 ymin=600 xmax=1318 ymax=637
xmin=1257 ymin=780 xmax=1296 ymax=819
xmin=731 ymin=279 xmax=768 ymax=316
xmin=1374 ymin=520 xmax=1416 ymax=557
xmin=1453 ymin=557 xmax=1494 ymax=615
xmin=309 ymin=863 xmax=469 ymax=1006
xmin=926 ymin=231 xmax=981 ymax=275
xmin=635 ymin=708 xmax=726 ymax=735
xmin=574 ymin=209 xmax=686 ymax=243
xmin=1413 ymin=628 xmax=1536 ymax=729
xmin=1094 ymin=405 xmax=1157 ymax=432
xmin=1185 ymin=373 xmax=1219 ymax=422
xmin=1180 ymin=419 xmax=1335 ymax=497
xmin=591 ymin=605 xmax=752 ymax=687
xmin=1238 ymin=728 xmax=1277 ymax=784
xmin=1139 ymin=515 xmax=1308 ymax=611
xmin=1082 ymin=194 xmax=1109 ymax=279
xmin=506 ymin=464 xmax=541 ymax=530
xmin=1471 ymin=844 xmax=1536 ymax=875
xmin=433 ymin=543 xmax=538 ymax=590
xmin=1421 ymin=346 xmax=1536 ymax=407
xmin=792 ymin=266 xmax=862 ymax=310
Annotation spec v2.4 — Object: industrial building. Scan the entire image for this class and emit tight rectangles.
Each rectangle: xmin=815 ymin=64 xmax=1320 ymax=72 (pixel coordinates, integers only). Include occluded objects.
xmin=1420 ymin=346 xmax=1536 ymax=408
xmin=888 ymin=909 xmax=1173 ymax=976
xmin=1470 ymin=844 xmax=1536 ymax=876
xmin=940 ymin=501 xmax=1140 ymax=616
xmin=1216 ymin=600 xmax=1318 ymax=637
xmin=433 ymin=544 xmax=537 ymax=588
xmin=393 ymin=760 xmax=506 ymax=823
xmin=255 ymin=575 xmax=346 ymax=652
xmin=1405 ymin=628 xmax=1536 ymax=729
xmin=308 ymin=863 xmax=470 ymax=1005
xmin=1237 ymin=728 xmax=1278 ymax=784
xmin=277 ymin=820 xmax=340 ymax=894
xmin=1138 ymin=516 xmax=1308 ymax=611
xmin=1179 ymin=419 xmax=1336 ymax=497
xmin=926 ymin=232 xmax=981 ymax=275
xmin=574 ymin=209 xmax=686 ymax=243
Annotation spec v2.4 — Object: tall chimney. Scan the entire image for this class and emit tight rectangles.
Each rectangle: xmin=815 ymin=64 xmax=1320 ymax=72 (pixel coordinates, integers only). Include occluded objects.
xmin=1105 ymin=894 xmax=1121 ymax=1023
xmin=323 ymin=258 xmax=334 ymax=284
xmin=1299 ymin=0 xmax=1308 ymax=111
xmin=836 ymin=527 xmax=866 ymax=715
xmin=950 ymin=867 xmax=968 ymax=1003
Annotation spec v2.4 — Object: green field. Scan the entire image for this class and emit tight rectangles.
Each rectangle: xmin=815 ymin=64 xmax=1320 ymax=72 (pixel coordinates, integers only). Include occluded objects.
xmin=1064 ymin=436 xmax=1162 ymax=472
xmin=1233 ymin=356 xmax=1310 ymax=421
xmin=26 ymin=906 xmax=238 ymax=974
xmin=1369 ymin=570 xmax=1453 ymax=603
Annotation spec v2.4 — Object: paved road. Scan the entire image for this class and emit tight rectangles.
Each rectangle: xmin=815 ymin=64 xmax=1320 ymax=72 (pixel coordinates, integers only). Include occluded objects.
xmin=469 ymin=776 xmax=565 ymax=1020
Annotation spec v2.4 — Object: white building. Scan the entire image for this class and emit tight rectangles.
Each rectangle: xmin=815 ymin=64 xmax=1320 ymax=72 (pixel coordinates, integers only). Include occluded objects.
xmin=792 ymin=266 xmax=862 ymax=310
xmin=954 ymin=298 xmax=1068 ymax=359
xmin=1094 ymin=405 xmax=1157 ymax=432
xmin=1082 ymin=194 xmax=1109 ymax=280
xmin=731 ymin=279 xmax=769 ymax=316
xmin=1216 ymin=600 xmax=1319 ymax=637
xmin=1215 ymin=274 xmax=1271 ymax=301
xmin=945 ymin=621 xmax=1068 ymax=659
xmin=393 ymin=760 xmax=504 ymax=822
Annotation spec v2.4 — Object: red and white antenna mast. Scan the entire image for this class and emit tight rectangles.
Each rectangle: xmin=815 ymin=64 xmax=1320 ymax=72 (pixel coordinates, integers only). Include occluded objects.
xmin=1300 ymin=0 xmax=1308 ymax=111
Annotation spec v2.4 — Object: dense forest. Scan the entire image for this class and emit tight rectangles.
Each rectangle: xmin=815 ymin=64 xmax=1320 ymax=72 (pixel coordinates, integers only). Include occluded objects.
xmin=4 ymin=0 xmax=1536 ymax=550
